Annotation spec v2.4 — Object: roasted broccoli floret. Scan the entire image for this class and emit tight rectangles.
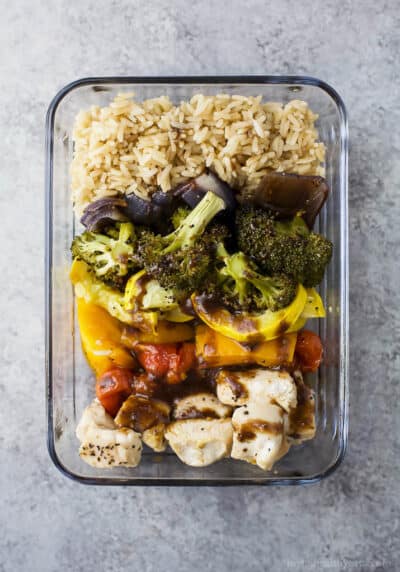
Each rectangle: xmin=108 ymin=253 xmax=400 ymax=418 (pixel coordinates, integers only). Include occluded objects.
xmin=71 ymin=222 xmax=137 ymax=290
xmin=171 ymin=206 xmax=191 ymax=229
xmin=303 ymin=232 xmax=333 ymax=286
xmin=213 ymin=246 xmax=297 ymax=312
xmin=235 ymin=206 xmax=332 ymax=287
xmin=137 ymin=191 xmax=227 ymax=295
xmin=141 ymin=236 xmax=213 ymax=294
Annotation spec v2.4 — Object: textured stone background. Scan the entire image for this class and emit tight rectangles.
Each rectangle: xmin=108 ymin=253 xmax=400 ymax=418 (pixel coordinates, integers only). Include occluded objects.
xmin=1 ymin=1 xmax=399 ymax=571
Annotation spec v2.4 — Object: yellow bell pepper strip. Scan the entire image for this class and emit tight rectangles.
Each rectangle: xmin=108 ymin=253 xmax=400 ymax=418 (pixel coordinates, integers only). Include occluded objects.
xmin=195 ymin=325 xmax=297 ymax=368
xmin=191 ymin=284 xmax=307 ymax=343
xmin=76 ymin=298 xmax=136 ymax=376
xmin=70 ymin=259 xmax=158 ymax=333
xmin=121 ymin=320 xmax=194 ymax=345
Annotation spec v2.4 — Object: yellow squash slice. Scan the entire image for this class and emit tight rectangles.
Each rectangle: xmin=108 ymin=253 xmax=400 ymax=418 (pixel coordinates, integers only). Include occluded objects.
xmin=191 ymin=284 xmax=307 ymax=343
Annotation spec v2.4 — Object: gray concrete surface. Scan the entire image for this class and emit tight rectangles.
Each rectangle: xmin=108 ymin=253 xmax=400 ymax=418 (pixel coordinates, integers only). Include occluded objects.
xmin=1 ymin=0 xmax=399 ymax=570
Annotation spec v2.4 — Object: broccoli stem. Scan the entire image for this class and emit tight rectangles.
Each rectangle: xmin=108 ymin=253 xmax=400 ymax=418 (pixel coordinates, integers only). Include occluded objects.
xmin=162 ymin=191 xmax=225 ymax=254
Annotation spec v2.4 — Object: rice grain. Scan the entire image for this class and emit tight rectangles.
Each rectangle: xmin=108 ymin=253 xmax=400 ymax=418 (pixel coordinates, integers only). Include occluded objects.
xmin=71 ymin=93 xmax=325 ymax=214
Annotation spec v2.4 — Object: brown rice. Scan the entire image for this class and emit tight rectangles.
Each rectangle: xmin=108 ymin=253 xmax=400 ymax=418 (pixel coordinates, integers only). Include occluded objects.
xmin=71 ymin=93 xmax=325 ymax=215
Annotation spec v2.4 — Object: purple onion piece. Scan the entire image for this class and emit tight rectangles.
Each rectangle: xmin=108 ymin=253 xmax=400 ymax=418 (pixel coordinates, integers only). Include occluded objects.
xmin=124 ymin=193 xmax=173 ymax=232
xmin=80 ymin=196 xmax=129 ymax=231
xmin=124 ymin=193 xmax=154 ymax=224
xmin=175 ymin=171 xmax=236 ymax=210
xmin=151 ymin=190 xmax=177 ymax=208
xmin=254 ymin=172 xmax=330 ymax=228
xmin=181 ymin=185 xmax=205 ymax=208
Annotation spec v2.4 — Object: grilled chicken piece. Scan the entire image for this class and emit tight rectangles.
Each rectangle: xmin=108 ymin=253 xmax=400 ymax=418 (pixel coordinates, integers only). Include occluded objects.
xmin=114 ymin=395 xmax=170 ymax=433
xmin=231 ymin=401 xmax=289 ymax=470
xmin=165 ymin=419 xmax=233 ymax=467
xmin=216 ymin=368 xmax=297 ymax=412
xmin=76 ymin=400 xmax=142 ymax=468
xmin=172 ymin=392 xmax=232 ymax=421
xmin=142 ymin=423 xmax=168 ymax=452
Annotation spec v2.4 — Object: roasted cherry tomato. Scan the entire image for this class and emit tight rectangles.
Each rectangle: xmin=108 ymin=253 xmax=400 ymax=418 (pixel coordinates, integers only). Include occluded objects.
xmin=295 ymin=330 xmax=323 ymax=372
xmin=96 ymin=367 xmax=134 ymax=416
xmin=135 ymin=343 xmax=196 ymax=384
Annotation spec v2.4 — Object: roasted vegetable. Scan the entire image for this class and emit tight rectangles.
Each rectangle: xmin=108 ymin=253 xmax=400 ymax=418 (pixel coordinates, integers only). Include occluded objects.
xmin=215 ymin=247 xmax=297 ymax=312
xmin=124 ymin=269 xmax=194 ymax=323
xmin=303 ymin=232 xmax=334 ymax=287
xmin=175 ymin=171 xmax=236 ymax=210
xmin=302 ymin=288 xmax=326 ymax=318
xmin=76 ymin=298 xmax=137 ymax=375
xmin=143 ymin=190 xmax=227 ymax=254
xmin=71 ymin=259 xmax=158 ymax=332
xmin=71 ymin=222 xmax=137 ymax=290
xmin=121 ymin=321 xmax=194 ymax=345
xmin=96 ymin=367 xmax=134 ymax=416
xmin=295 ymin=330 xmax=323 ymax=372
xmin=195 ymin=325 xmax=298 ymax=367
xmin=137 ymin=189 xmax=229 ymax=294
xmin=81 ymin=192 xmax=178 ymax=233
xmin=191 ymin=284 xmax=307 ymax=343
xmin=235 ymin=206 xmax=332 ymax=287
xmin=124 ymin=270 xmax=178 ymax=312
xmin=171 ymin=206 xmax=191 ymax=229
xmin=80 ymin=196 xmax=130 ymax=232
xmin=135 ymin=342 xmax=196 ymax=384
xmin=253 ymin=172 xmax=330 ymax=229
xmin=124 ymin=190 xmax=177 ymax=232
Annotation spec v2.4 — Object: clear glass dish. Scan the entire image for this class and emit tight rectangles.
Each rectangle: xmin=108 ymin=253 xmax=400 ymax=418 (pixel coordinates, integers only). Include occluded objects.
xmin=45 ymin=76 xmax=348 ymax=485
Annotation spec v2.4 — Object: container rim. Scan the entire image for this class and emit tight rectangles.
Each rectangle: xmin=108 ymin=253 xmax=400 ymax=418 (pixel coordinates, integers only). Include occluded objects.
xmin=45 ymin=75 xmax=348 ymax=486
xmin=46 ymin=75 xmax=348 ymax=126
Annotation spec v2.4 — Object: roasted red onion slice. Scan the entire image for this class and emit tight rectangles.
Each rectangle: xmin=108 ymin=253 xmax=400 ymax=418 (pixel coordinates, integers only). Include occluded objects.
xmin=80 ymin=196 xmax=129 ymax=231
xmin=254 ymin=172 xmax=330 ymax=228
xmin=175 ymin=171 xmax=236 ymax=211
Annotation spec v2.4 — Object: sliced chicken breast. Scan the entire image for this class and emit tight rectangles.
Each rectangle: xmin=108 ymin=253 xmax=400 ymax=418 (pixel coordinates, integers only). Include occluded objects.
xmin=216 ymin=368 xmax=297 ymax=412
xmin=172 ymin=392 xmax=232 ymax=421
xmin=231 ymin=400 xmax=289 ymax=471
xmin=142 ymin=423 xmax=168 ymax=452
xmin=114 ymin=395 xmax=170 ymax=433
xmin=76 ymin=400 xmax=142 ymax=468
xmin=165 ymin=419 xmax=233 ymax=467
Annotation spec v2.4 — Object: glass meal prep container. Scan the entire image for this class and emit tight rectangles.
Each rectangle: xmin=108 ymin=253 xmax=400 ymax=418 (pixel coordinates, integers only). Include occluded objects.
xmin=45 ymin=76 xmax=348 ymax=485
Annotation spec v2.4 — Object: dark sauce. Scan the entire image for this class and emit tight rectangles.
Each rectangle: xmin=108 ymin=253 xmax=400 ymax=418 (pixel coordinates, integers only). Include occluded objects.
xmin=135 ymin=274 xmax=153 ymax=308
xmin=221 ymin=371 xmax=248 ymax=399
xmin=178 ymin=297 xmax=197 ymax=317
xmin=194 ymin=295 xmax=258 ymax=335
xmin=174 ymin=407 xmax=220 ymax=421
xmin=276 ymin=320 xmax=289 ymax=336
xmin=236 ymin=419 xmax=283 ymax=442
xmin=288 ymin=374 xmax=315 ymax=439
xmin=115 ymin=395 xmax=170 ymax=432
xmin=152 ymin=368 xmax=218 ymax=405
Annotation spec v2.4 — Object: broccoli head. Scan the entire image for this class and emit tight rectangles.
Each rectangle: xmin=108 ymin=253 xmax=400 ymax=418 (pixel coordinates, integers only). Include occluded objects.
xmin=235 ymin=205 xmax=332 ymax=287
xmin=171 ymin=206 xmax=191 ymax=229
xmin=206 ymin=246 xmax=297 ymax=312
xmin=302 ymin=232 xmax=333 ymax=287
xmin=137 ymin=191 xmax=227 ymax=296
xmin=71 ymin=222 xmax=137 ymax=290
xmin=140 ymin=234 xmax=213 ymax=295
